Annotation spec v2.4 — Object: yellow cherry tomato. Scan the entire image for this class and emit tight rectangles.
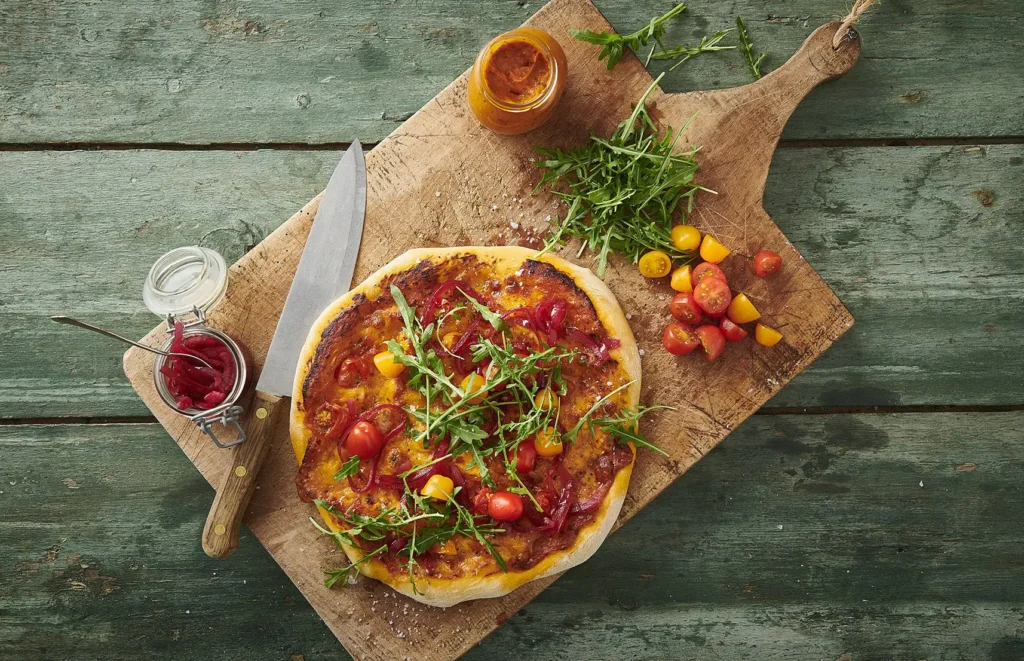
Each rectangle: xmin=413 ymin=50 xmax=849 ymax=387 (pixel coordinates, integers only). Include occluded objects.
xmin=754 ymin=323 xmax=784 ymax=347
xmin=534 ymin=388 xmax=558 ymax=410
xmin=699 ymin=235 xmax=731 ymax=263
xmin=638 ymin=250 xmax=672 ymax=278
xmin=670 ymin=265 xmax=693 ymax=292
xmin=373 ymin=350 xmax=405 ymax=378
xmin=534 ymin=426 xmax=563 ymax=458
xmin=441 ymin=331 xmax=460 ymax=351
xmin=670 ymin=225 xmax=701 ymax=252
xmin=460 ymin=373 xmax=488 ymax=403
xmin=727 ymin=293 xmax=761 ymax=324
xmin=421 ymin=474 xmax=455 ymax=501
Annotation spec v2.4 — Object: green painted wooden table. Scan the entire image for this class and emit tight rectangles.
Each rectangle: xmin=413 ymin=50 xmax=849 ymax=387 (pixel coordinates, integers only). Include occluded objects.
xmin=2 ymin=1 xmax=1022 ymax=659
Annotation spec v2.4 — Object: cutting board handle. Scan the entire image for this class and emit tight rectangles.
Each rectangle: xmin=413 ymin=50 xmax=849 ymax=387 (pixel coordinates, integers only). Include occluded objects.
xmin=658 ymin=21 xmax=861 ymax=206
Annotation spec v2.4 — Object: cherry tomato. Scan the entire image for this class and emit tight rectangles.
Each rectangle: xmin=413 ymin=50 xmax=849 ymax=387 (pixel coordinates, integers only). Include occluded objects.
xmin=638 ymin=250 xmax=672 ymax=278
xmin=345 ymin=420 xmax=384 ymax=459
xmin=692 ymin=262 xmax=727 ymax=288
xmin=719 ymin=317 xmax=748 ymax=342
xmin=696 ymin=324 xmax=726 ymax=361
xmin=669 ymin=292 xmax=703 ymax=325
xmin=515 ymin=440 xmax=538 ymax=473
xmin=699 ymin=235 xmax=731 ymax=263
xmin=693 ymin=277 xmax=733 ymax=316
xmin=488 ymin=491 xmax=525 ymax=521
xmin=335 ymin=358 xmax=366 ymax=387
xmin=670 ymin=225 xmax=701 ymax=252
xmin=753 ymin=250 xmax=783 ymax=278
xmin=662 ymin=322 xmax=700 ymax=356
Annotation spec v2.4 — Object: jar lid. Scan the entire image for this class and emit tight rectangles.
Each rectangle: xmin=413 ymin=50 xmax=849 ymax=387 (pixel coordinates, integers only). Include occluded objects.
xmin=142 ymin=246 xmax=228 ymax=319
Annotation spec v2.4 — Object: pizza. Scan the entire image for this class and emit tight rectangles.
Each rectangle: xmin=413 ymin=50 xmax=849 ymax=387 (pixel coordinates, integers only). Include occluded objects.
xmin=290 ymin=246 xmax=652 ymax=607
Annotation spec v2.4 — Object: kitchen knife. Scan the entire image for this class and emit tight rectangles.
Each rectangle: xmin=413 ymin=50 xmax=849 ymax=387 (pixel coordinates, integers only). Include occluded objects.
xmin=202 ymin=142 xmax=367 ymax=558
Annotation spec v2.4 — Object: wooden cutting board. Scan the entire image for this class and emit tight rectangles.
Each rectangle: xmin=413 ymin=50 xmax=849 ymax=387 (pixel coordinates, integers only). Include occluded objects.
xmin=123 ymin=0 xmax=859 ymax=658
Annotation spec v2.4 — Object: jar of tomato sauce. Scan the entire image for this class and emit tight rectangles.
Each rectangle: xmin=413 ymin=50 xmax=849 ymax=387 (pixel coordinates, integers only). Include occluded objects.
xmin=467 ymin=27 xmax=568 ymax=135
xmin=143 ymin=246 xmax=253 ymax=448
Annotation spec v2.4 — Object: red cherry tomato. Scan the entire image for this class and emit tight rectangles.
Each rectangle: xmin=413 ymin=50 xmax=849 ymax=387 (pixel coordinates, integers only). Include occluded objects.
xmin=719 ymin=317 xmax=748 ymax=342
xmin=692 ymin=262 xmax=727 ymax=288
xmin=753 ymin=250 xmax=783 ymax=278
xmin=515 ymin=440 xmax=538 ymax=473
xmin=663 ymin=322 xmax=700 ymax=356
xmin=488 ymin=491 xmax=524 ymax=521
xmin=669 ymin=292 xmax=703 ymax=325
xmin=344 ymin=420 xmax=384 ymax=459
xmin=693 ymin=278 xmax=733 ymax=316
xmin=696 ymin=324 xmax=726 ymax=361
xmin=335 ymin=357 xmax=367 ymax=387
xmin=472 ymin=487 xmax=494 ymax=516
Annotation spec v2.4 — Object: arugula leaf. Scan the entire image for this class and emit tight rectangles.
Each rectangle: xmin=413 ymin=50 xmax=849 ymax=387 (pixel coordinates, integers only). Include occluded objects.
xmin=570 ymin=3 xmax=687 ymax=70
xmin=459 ymin=288 xmax=509 ymax=334
xmin=333 ymin=456 xmax=361 ymax=481
xmin=324 ymin=544 xmax=387 ymax=588
xmin=650 ymin=29 xmax=735 ymax=72
xmin=736 ymin=16 xmax=766 ymax=79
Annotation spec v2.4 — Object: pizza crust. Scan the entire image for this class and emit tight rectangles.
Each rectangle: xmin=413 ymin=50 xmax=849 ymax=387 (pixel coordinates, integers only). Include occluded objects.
xmin=290 ymin=246 xmax=640 ymax=607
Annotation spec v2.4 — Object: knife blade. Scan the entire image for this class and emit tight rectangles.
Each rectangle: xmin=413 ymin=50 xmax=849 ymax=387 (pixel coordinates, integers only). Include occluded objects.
xmin=201 ymin=142 xmax=367 ymax=559
xmin=259 ymin=141 xmax=367 ymax=396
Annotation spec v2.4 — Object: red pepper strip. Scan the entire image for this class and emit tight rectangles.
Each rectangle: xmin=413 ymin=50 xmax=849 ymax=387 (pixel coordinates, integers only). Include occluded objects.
xmin=564 ymin=327 xmax=619 ymax=365
xmin=533 ymin=298 xmax=567 ymax=345
xmin=501 ymin=307 xmax=536 ymax=329
xmin=407 ymin=438 xmax=451 ymax=490
xmin=348 ymin=456 xmax=378 ymax=493
xmin=537 ymin=458 xmax=574 ymax=535
xmin=374 ymin=474 xmax=405 ymax=492
xmin=570 ymin=484 xmax=610 ymax=515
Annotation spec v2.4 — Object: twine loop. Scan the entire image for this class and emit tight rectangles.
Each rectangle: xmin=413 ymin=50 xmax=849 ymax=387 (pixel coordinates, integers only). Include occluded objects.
xmin=833 ymin=0 xmax=876 ymax=49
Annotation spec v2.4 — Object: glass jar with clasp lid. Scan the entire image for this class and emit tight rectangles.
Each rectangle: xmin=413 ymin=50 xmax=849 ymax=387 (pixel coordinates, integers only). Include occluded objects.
xmin=142 ymin=246 xmax=253 ymax=447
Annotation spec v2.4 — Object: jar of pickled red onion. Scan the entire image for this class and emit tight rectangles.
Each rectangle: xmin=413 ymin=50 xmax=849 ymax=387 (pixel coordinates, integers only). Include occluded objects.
xmin=143 ymin=246 xmax=253 ymax=448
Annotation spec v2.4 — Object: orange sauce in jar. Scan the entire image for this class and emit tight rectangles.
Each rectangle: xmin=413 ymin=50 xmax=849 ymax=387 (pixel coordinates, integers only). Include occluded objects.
xmin=467 ymin=28 xmax=567 ymax=135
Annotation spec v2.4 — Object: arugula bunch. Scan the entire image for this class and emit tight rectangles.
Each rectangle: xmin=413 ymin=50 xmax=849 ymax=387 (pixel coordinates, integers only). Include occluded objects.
xmin=534 ymin=75 xmax=713 ymax=276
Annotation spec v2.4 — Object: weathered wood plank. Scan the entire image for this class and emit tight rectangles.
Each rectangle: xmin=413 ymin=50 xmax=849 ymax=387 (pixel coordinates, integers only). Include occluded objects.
xmin=0 ymin=0 xmax=1020 ymax=143
xmin=2 ymin=144 xmax=1019 ymax=417
xmin=2 ymin=413 xmax=1022 ymax=659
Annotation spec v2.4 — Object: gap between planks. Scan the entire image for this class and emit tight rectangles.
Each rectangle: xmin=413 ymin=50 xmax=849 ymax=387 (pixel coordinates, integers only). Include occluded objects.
xmin=1 ymin=136 xmax=1023 ymax=152
xmin=4 ymin=404 xmax=1023 ymax=427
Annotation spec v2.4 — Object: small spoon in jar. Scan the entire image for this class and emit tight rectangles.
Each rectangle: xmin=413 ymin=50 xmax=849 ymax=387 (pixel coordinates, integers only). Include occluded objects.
xmin=51 ymin=315 xmax=214 ymax=369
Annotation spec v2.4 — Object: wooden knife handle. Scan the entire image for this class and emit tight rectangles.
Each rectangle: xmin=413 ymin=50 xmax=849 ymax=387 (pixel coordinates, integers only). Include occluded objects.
xmin=202 ymin=390 xmax=285 ymax=559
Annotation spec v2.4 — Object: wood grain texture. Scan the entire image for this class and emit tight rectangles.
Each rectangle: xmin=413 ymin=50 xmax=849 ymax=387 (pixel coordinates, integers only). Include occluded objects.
xmin=118 ymin=1 xmax=857 ymax=658
xmin=202 ymin=391 xmax=285 ymax=559
xmin=2 ymin=414 xmax=1022 ymax=660
xmin=0 ymin=0 xmax=1020 ymax=144
xmin=4 ymin=144 xmax=1021 ymax=419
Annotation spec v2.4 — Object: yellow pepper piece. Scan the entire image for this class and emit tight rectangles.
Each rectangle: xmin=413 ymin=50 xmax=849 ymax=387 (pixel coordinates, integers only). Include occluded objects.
xmin=421 ymin=474 xmax=455 ymax=502
xmin=727 ymin=293 xmax=761 ymax=324
xmin=534 ymin=388 xmax=558 ymax=410
xmin=373 ymin=350 xmax=405 ymax=378
xmin=670 ymin=225 xmax=701 ymax=252
xmin=534 ymin=426 xmax=563 ymax=458
xmin=670 ymin=265 xmax=693 ymax=292
xmin=699 ymin=235 xmax=731 ymax=263
xmin=754 ymin=323 xmax=784 ymax=347
xmin=638 ymin=250 xmax=672 ymax=278
xmin=460 ymin=373 xmax=488 ymax=403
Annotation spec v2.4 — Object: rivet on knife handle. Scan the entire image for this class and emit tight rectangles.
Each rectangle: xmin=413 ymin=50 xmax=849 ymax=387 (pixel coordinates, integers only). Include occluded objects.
xmin=201 ymin=391 xmax=284 ymax=559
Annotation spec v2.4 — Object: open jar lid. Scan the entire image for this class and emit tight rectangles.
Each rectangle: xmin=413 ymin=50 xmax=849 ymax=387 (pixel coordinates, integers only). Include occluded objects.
xmin=142 ymin=246 xmax=228 ymax=319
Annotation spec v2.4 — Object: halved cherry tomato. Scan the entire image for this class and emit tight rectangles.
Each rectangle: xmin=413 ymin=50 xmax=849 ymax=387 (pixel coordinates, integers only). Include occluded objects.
xmin=753 ymin=250 xmax=783 ymax=278
xmin=373 ymin=350 xmax=405 ymax=378
xmin=488 ymin=491 xmax=524 ymax=521
xmin=345 ymin=420 xmax=384 ymax=459
xmin=421 ymin=474 xmax=454 ymax=502
xmin=727 ymin=293 xmax=761 ymax=324
xmin=662 ymin=322 xmax=700 ymax=356
xmin=693 ymin=277 xmax=732 ymax=316
xmin=670 ymin=225 xmax=702 ymax=252
xmin=692 ymin=262 xmax=727 ymax=288
xmin=335 ymin=357 xmax=367 ymax=387
xmin=699 ymin=235 xmax=731 ymax=263
xmin=696 ymin=324 xmax=726 ymax=361
xmin=515 ymin=440 xmax=538 ymax=473
xmin=670 ymin=265 xmax=693 ymax=292
xmin=534 ymin=427 xmax=563 ymax=457
xmin=719 ymin=317 xmax=748 ymax=342
xmin=755 ymin=323 xmax=784 ymax=347
xmin=638 ymin=250 xmax=672 ymax=278
xmin=669 ymin=292 xmax=703 ymax=325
